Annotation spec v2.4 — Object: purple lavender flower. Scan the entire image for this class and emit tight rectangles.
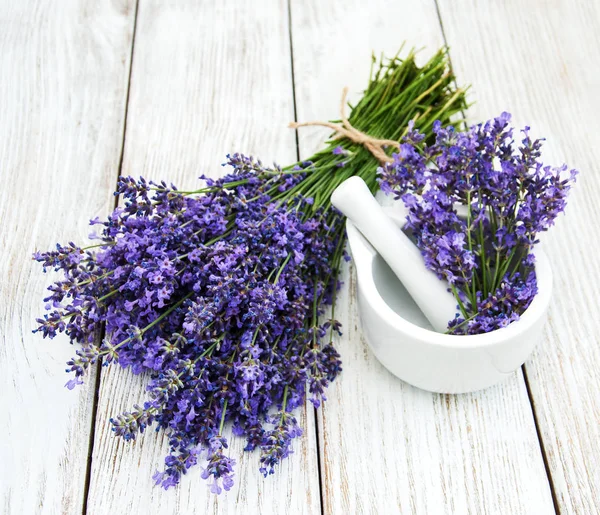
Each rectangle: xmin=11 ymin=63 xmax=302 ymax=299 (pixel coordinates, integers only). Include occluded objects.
xmin=259 ymin=409 xmax=303 ymax=477
xmin=200 ymin=437 xmax=235 ymax=494
xmin=33 ymin=154 xmax=344 ymax=491
xmin=379 ymin=114 xmax=576 ymax=333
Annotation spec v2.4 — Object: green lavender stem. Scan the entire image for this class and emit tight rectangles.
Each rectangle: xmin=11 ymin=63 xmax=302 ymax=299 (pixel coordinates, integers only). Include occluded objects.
xmin=283 ymin=48 xmax=467 ymax=317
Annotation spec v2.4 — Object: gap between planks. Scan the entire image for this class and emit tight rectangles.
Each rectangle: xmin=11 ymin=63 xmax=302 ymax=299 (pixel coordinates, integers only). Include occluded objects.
xmin=521 ymin=365 xmax=560 ymax=513
xmin=285 ymin=0 xmax=328 ymax=512
xmin=82 ymin=0 xmax=141 ymax=513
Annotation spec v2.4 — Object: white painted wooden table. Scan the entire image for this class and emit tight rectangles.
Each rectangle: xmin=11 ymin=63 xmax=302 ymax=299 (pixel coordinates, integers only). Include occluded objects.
xmin=2 ymin=1 xmax=599 ymax=513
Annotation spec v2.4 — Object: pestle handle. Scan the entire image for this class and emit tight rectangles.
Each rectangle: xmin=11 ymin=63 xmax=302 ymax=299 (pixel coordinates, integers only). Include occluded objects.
xmin=331 ymin=176 xmax=458 ymax=333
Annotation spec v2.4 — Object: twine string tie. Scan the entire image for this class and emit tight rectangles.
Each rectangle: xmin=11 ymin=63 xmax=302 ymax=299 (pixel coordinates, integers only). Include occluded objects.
xmin=288 ymin=87 xmax=400 ymax=164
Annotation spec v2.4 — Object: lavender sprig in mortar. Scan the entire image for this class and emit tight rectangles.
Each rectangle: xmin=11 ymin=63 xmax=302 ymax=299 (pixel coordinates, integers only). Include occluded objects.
xmin=378 ymin=113 xmax=577 ymax=334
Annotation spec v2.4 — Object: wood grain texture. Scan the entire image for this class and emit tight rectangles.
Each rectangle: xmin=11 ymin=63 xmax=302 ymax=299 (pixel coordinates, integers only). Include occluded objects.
xmin=0 ymin=1 xmax=135 ymax=514
xmin=85 ymin=1 xmax=321 ymax=513
xmin=436 ymin=0 xmax=600 ymax=512
xmin=290 ymin=0 xmax=556 ymax=513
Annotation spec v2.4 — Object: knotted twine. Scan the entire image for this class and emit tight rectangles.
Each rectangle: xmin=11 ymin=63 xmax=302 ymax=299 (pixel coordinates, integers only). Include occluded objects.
xmin=289 ymin=87 xmax=400 ymax=164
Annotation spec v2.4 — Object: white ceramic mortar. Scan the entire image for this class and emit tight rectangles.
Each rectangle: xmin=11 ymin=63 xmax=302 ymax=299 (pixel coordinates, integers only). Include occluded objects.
xmin=346 ymin=208 xmax=553 ymax=394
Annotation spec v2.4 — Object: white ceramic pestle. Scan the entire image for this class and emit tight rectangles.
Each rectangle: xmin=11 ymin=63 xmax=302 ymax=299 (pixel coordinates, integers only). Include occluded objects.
xmin=330 ymin=176 xmax=458 ymax=333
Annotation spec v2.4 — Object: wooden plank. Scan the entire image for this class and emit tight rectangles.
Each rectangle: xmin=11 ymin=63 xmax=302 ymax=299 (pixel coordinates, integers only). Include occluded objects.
xmin=435 ymin=0 xmax=600 ymax=511
xmin=289 ymin=0 xmax=556 ymax=513
xmin=85 ymin=1 xmax=321 ymax=514
xmin=0 ymin=1 xmax=136 ymax=514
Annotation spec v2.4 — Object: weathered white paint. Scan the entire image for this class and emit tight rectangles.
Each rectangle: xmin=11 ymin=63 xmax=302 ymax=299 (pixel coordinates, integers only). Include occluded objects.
xmin=290 ymin=0 xmax=556 ymax=512
xmin=0 ymin=1 xmax=135 ymax=514
xmin=3 ymin=0 xmax=599 ymax=513
xmin=436 ymin=0 xmax=600 ymax=512
xmin=85 ymin=1 xmax=321 ymax=514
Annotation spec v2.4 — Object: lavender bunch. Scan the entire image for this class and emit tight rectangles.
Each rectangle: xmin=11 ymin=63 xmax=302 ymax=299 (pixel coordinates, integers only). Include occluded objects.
xmin=379 ymin=113 xmax=577 ymax=334
xmin=35 ymin=156 xmax=345 ymax=492
xmin=34 ymin=48 xmax=467 ymax=491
